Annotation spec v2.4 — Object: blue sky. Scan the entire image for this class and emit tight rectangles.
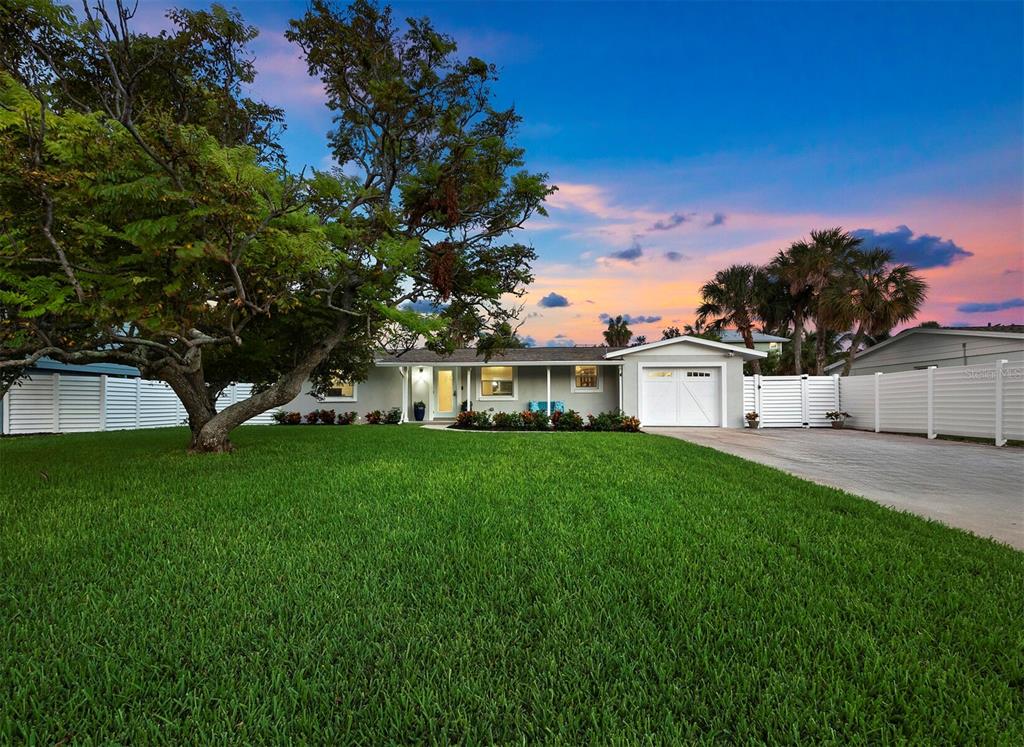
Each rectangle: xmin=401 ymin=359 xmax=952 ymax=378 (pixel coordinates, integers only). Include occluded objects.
xmin=134 ymin=0 xmax=1024 ymax=344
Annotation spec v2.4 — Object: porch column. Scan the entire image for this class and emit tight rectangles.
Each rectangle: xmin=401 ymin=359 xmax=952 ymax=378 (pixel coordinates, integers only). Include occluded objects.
xmin=400 ymin=366 xmax=409 ymax=423
xmin=466 ymin=368 xmax=472 ymax=412
xmin=546 ymin=366 xmax=551 ymax=416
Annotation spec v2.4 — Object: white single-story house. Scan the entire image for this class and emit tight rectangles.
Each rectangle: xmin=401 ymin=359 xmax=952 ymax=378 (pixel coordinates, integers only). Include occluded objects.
xmin=718 ymin=329 xmax=789 ymax=354
xmin=286 ymin=336 xmax=766 ymax=427
xmin=824 ymin=325 xmax=1024 ymax=375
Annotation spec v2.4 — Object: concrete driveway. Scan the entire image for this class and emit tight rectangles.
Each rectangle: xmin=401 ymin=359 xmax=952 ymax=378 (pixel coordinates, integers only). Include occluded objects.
xmin=647 ymin=427 xmax=1024 ymax=550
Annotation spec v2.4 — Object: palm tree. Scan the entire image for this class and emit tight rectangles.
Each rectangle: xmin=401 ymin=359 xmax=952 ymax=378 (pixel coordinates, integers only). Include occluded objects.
xmin=661 ymin=326 xmax=682 ymax=340
xmin=695 ymin=264 xmax=768 ymax=374
xmin=827 ymin=248 xmax=928 ymax=375
xmin=602 ymin=315 xmax=632 ymax=346
xmin=800 ymin=228 xmax=864 ymax=374
xmin=768 ymin=241 xmax=817 ymax=374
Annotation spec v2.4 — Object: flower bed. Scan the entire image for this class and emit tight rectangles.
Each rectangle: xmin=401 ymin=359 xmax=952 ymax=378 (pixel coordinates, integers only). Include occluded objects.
xmin=272 ymin=408 xmax=399 ymax=425
xmin=452 ymin=409 xmax=641 ymax=433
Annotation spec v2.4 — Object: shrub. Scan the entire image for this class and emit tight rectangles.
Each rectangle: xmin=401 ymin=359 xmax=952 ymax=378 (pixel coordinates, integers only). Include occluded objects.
xmin=555 ymin=409 xmax=584 ymax=431
xmin=493 ymin=411 xmax=524 ymax=430
xmin=550 ymin=410 xmax=561 ymax=428
xmin=454 ymin=410 xmax=491 ymax=429
xmin=318 ymin=409 xmax=337 ymax=425
xmin=272 ymin=411 xmax=290 ymax=425
xmin=620 ymin=416 xmax=641 ymax=433
xmin=529 ymin=410 xmax=550 ymax=430
xmin=286 ymin=412 xmax=302 ymax=425
xmin=337 ymin=411 xmax=358 ymax=425
xmin=304 ymin=411 xmax=320 ymax=425
xmin=365 ymin=410 xmax=383 ymax=425
xmin=384 ymin=407 xmax=402 ymax=425
xmin=587 ymin=409 xmax=624 ymax=432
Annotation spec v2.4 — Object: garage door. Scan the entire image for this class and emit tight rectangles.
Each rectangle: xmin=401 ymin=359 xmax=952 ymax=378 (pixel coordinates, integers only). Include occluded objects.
xmin=641 ymin=367 xmax=721 ymax=426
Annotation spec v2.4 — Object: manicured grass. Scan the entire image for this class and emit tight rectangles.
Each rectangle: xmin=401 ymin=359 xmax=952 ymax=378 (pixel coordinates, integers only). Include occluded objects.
xmin=1 ymin=426 xmax=1022 ymax=742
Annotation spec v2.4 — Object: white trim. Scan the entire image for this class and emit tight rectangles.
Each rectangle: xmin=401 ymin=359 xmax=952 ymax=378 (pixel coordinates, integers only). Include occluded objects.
xmin=569 ymin=364 xmax=603 ymax=393
xmin=824 ymin=327 xmax=1024 ymax=372
xmin=477 ymin=365 xmax=517 ymax=401
xmin=545 ymin=366 xmax=551 ymax=416
xmin=636 ymin=362 xmax=728 ymax=428
xmin=605 ymin=336 xmax=767 ymax=359
xmin=400 ymin=367 xmax=409 ymax=423
xmin=323 ymin=380 xmax=358 ymax=402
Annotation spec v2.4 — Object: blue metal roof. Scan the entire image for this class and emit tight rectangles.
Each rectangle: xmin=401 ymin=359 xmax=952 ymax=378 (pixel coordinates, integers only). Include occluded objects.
xmin=32 ymin=358 xmax=140 ymax=377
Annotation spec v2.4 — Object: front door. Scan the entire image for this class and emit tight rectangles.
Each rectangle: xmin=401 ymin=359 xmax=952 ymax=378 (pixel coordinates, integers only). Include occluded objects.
xmin=434 ymin=367 xmax=457 ymax=419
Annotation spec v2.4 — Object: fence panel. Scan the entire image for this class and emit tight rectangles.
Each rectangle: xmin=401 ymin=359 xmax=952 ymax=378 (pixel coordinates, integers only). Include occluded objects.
xmin=805 ymin=377 xmax=840 ymax=427
xmin=3 ymin=374 xmax=274 ymax=435
xmin=1003 ymin=363 xmax=1024 ymax=441
xmin=57 ymin=375 xmax=103 ymax=432
xmin=839 ymin=376 xmax=875 ymax=430
xmin=878 ymin=370 xmax=928 ymax=434
xmin=4 ymin=375 xmax=57 ymax=435
xmin=757 ymin=376 xmax=805 ymax=427
xmin=933 ymin=365 xmax=998 ymax=439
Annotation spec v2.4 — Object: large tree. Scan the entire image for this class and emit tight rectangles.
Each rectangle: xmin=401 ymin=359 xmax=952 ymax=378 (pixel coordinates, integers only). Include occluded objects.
xmin=602 ymin=315 xmax=632 ymax=346
xmin=0 ymin=0 xmax=552 ymax=452
xmin=695 ymin=264 xmax=768 ymax=374
xmin=827 ymin=248 xmax=927 ymax=375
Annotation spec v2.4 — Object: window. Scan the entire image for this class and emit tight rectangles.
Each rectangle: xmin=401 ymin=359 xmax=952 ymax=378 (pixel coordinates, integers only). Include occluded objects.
xmin=325 ymin=377 xmax=356 ymax=401
xmin=768 ymin=342 xmax=779 ymax=351
xmin=686 ymin=371 xmax=711 ymax=378
xmin=480 ymin=366 xmax=514 ymax=398
xmin=572 ymin=365 xmax=602 ymax=392
xmin=646 ymin=370 xmax=674 ymax=379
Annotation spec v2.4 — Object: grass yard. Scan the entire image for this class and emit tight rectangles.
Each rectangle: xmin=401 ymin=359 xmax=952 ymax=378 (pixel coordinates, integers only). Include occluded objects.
xmin=2 ymin=426 xmax=1022 ymax=743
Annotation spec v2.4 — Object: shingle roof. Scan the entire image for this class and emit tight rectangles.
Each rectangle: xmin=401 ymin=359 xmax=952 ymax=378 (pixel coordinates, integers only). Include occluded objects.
xmin=377 ymin=346 xmax=624 ymax=364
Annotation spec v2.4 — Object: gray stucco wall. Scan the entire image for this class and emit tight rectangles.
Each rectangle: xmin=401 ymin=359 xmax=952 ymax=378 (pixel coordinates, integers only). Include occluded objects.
xmin=846 ymin=332 xmax=1024 ymax=375
xmin=283 ymin=366 xmax=406 ymax=419
xmin=280 ymin=363 xmax=623 ymax=421
xmin=618 ymin=342 xmax=746 ymax=427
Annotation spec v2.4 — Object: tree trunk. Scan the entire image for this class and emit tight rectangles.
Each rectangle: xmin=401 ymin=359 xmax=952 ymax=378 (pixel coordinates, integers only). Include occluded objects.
xmin=791 ymin=311 xmax=804 ymax=375
xmin=741 ymin=326 xmax=761 ymax=375
xmin=814 ymin=318 xmax=828 ymax=375
xmin=158 ymin=366 xmax=221 ymax=447
xmin=185 ymin=323 xmax=350 ymax=453
xmin=841 ymin=325 xmax=866 ymax=377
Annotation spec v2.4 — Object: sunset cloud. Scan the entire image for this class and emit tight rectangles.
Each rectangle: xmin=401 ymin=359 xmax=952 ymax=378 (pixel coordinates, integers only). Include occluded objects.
xmin=852 ymin=225 xmax=973 ymax=268
xmin=956 ymin=297 xmax=1024 ymax=313
xmin=537 ymin=292 xmax=571 ymax=308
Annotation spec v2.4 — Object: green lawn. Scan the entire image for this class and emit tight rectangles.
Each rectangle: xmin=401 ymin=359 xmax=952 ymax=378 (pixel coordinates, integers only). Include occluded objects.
xmin=1 ymin=426 xmax=1021 ymax=743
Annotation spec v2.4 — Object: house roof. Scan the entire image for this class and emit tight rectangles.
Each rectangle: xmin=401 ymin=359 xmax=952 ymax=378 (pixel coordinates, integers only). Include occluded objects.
xmin=603 ymin=336 xmax=767 ymax=359
xmin=376 ymin=346 xmax=625 ymax=366
xmin=718 ymin=329 xmax=790 ymax=344
xmin=32 ymin=358 xmax=140 ymax=377
xmin=823 ymin=325 xmax=1024 ymax=371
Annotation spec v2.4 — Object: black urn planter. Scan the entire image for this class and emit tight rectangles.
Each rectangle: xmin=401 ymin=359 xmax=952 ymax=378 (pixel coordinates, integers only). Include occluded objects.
xmin=831 ymin=420 xmax=845 ymax=429
xmin=413 ymin=402 xmax=426 ymax=421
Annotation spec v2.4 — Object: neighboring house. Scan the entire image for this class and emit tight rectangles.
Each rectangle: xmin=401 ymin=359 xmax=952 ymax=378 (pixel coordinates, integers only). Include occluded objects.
xmin=824 ymin=325 xmax=1024 ymax=375
xmin=717 ymin=329 xmax=789 ymax=354
xmin=287 ymin=336 xmax=766 ymax=427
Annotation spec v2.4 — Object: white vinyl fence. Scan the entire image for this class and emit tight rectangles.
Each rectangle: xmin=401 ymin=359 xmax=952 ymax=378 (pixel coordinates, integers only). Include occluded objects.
xmin=744 ymin=360 xmax=1023 ymax=445
xmin=1 ymin=373 xmax=273 ymax=435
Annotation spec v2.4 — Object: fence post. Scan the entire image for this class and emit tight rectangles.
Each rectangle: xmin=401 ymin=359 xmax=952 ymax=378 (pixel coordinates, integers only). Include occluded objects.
xmin=52 ymin=373 xmax=61 ymax=432
xmin=995 ymin=360 xmax=1007 ymax=447
xmin=873 ymin=372 xmax=882 ymax=433
xmin=134 ymin=377 xmax=142 ymax=429
xmin=926 ymin=366 xmax=936 ymax=439
xmin=754 ymin=374 xmax=763 ymax=428
xmin=800 ymin=374 xmax=809 ymax=428
xmin=832 ymin=374 xmax=840 ymax=416
xmin=99 ymin=374 xmax=108 ymax=431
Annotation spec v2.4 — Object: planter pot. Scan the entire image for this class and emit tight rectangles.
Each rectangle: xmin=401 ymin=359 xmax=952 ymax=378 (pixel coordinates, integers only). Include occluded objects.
xmin=746 ymin=421 xmax=759 ymax=429
xmin=831 ymin=421 xmax=845 ymax=429
xmin=413 ymin=403 xmax=426 ymax=421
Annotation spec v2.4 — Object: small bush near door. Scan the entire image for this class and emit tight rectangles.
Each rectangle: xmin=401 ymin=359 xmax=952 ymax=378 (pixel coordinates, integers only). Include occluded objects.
xmin=452 ymin=408 xmax=637 ymax=432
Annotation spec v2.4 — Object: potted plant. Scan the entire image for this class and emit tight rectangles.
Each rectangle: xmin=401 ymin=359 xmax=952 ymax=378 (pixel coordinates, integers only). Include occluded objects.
xmin=825 ymin=410 xmax=851 ymax=429
xmin=413 ymin=400 xmax=426 ymax=421
xmin=745 ymin=411 xmax=760 ymax=429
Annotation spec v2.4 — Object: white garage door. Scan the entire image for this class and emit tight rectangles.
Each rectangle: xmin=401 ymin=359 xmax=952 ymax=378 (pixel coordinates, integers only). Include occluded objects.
xmin=641 ymin=367 xmax=721 ymax=426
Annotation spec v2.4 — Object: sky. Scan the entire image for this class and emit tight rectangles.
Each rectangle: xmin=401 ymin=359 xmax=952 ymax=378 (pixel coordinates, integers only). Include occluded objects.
xmin=131 ymin=0 xmax=1024 ymax=346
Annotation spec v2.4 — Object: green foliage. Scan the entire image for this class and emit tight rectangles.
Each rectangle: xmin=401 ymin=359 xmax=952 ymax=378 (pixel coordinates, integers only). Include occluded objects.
xmin=454 ymin=409 xmax=491 ymax=429
xmin=384 ymin=407 xmax=402 ymax=425
xmin=554 ymin=409 xmax=584 ymax=431
xmin=602 ymin=315 xmax=631 ymax=347
xmin=2 ymin=426 xmax=1020 ymax=742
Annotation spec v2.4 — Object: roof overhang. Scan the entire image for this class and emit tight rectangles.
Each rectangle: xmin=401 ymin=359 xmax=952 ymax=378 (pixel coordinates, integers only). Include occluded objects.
xmin=603 ymin=336 xmax=767 ymax=359
xmin=824 ymin=327 xmax=1024 ymax=371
